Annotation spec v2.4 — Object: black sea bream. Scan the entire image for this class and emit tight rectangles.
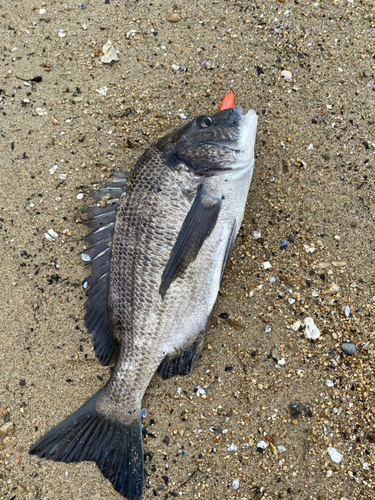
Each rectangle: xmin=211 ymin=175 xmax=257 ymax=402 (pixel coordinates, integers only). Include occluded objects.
xmin=30 ymin=104 xmax=258 ymax=499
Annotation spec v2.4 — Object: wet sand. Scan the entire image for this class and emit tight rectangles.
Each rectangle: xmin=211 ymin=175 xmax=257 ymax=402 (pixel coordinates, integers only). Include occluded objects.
xmin=1 ymin=1 xmax=374 ymax=499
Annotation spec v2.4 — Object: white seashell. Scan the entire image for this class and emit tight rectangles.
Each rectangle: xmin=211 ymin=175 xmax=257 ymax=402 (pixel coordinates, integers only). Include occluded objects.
xmin=304 ymin=317 xmax=321 ymax=340
xmin=101 ymin=40 xmax=119 ymax=63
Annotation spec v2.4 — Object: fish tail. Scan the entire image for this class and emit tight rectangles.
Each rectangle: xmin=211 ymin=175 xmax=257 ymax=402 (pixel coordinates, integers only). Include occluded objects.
xmin=29 ymin=388 xmax=144 ymax=500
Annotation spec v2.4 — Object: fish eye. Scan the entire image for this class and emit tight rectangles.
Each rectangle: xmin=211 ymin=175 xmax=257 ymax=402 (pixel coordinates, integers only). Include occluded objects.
xmin=194 ymin=116 xmax=213 ymax=129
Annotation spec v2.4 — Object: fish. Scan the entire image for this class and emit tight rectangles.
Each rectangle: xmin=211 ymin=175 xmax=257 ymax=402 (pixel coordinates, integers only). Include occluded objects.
xmin=29 ymin=94 xmax=258 ymax=500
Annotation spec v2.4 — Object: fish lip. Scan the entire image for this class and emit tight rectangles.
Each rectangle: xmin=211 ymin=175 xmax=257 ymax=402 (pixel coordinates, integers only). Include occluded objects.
xmin=238 ymin=108 xmax=258 ymax=145
xmin=241 ymin=108 xmax=257 ymax=120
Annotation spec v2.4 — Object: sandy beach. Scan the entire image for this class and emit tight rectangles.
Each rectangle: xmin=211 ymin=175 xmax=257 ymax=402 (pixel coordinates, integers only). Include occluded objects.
xmin=0 ymin=1 xmax=374 ymax=499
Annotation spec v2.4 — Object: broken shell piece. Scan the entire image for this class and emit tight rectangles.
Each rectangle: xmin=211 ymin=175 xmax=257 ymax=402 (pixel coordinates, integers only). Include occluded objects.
xmin=96 ymin=86 xmax=108 ymax=96
xmin=47 ymin=229 xmax=58 ymax=239
xmin=256 ymin=440 xmax=268 ymax=450
xmin=304 ymin=317 xmax=321 ymax=340
xmin=332 ymin=259 xmax=347 ymax=267
xmin=101 ymin=40 xmax=119 ymax=63
xmin=327 ymin=447 xmax=343 ymax=464
xmin=303 ymin=244 xmax=316 ymax=253
xmin=263 ymin=261 xmax=272 ymax=270
xmin=281 ymin=70 xmax=292 ymax=81
xmin=328 ymin=283 xmax=340 ymax=293
xmin=231 ymin=478 xmax=239 ymax=490
xmin=45 ymin=229 xmax=58 ymax=241
xmin=291 ymin=320 xmax=301 ymax=331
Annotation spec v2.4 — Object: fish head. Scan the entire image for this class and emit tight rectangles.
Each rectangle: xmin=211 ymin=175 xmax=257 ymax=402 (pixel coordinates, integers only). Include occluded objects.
xmin=163 ymin=106 xmax=258 ymax=175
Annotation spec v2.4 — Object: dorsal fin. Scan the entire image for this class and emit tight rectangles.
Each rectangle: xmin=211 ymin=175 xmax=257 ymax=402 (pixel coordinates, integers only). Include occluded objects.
xmin=80 ymin=174 xmax=128 ymax=366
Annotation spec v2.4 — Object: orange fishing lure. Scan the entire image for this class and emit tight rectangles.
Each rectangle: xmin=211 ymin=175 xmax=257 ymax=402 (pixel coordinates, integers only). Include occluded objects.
xmin=220 ymin=89 xmax=235 ymax=110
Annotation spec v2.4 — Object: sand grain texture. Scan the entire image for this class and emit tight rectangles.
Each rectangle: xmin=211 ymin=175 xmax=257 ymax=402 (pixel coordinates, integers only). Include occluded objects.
xmin=0 ymin=1 xmax=374 ymax=499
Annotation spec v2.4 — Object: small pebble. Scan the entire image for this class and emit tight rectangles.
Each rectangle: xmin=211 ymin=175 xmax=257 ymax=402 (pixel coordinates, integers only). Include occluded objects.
xmin=341 ymin=342 xmax=356 ymax=356
xmin=0 ymin=421 xmax=15 ymax=435
xmin=265 ymin=325 xmax=271 ymax=333
xmin=167 ymin=12 xmax=180 ymax=22
xmin=179 ymin=113 xmax=187 ymax=119
xmin=263 ymin=261 xmax=272 ymax=270
xmin=77 ymin=193 xmax=84 ymax=200
xmin=252 ymin=230 xmax=261 ymax=239
xmin=269 ymin=276 xmax=276 ymax=283
xmin=326 ymin=379 xmax=334 ymax=387
xmin=171 ymin=64 xmax=180 ymax=70
xmin=228 ymin=443 xmax=237 ymax=451
xmin=82 ymin=253 xmax=91 ymax=262
xmin=344 ymin=305 xmax=350 ymax=317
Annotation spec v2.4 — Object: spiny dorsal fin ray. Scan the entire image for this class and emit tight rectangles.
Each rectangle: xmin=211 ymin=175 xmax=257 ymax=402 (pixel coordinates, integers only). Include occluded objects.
xmin=80 ymin=176 xmax=127 ymax=366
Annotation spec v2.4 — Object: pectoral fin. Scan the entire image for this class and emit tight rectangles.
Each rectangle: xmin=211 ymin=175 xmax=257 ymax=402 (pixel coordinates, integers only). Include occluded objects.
xmin=159 ymin=184 xmax=222 ymax=298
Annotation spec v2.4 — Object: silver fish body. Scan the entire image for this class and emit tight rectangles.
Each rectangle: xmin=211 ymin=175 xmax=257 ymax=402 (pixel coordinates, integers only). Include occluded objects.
xmin=29 ymin=106 xmax=258 ymax=499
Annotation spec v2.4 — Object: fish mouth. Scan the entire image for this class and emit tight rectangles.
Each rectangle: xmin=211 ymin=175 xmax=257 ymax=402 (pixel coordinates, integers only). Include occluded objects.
xmin=238 ymin=108 xmax=258 ymax=152
xmin=204 ymin=109 xmax=257 ymax=155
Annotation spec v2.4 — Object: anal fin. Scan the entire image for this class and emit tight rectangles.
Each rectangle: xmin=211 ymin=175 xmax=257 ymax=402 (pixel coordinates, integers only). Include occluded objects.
xmin=159 ymin=330 xmax=205 ymax=380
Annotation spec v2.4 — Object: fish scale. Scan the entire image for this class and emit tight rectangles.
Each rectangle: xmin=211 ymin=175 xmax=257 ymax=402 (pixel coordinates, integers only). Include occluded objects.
xmin=29 ymin=104 xmax=258 ymax=500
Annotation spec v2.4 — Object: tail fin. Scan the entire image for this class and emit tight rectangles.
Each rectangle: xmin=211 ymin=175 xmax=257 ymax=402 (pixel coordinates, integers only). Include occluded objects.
xmin=29 ymin=389 xmax=144 ymax=500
